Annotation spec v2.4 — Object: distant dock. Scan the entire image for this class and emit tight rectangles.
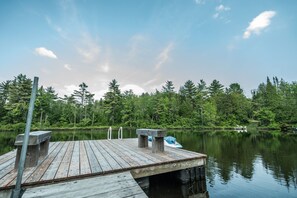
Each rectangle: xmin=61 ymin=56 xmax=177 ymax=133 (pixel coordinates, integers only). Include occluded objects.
xmin=0 ymin=138 xmax=206 ymax=197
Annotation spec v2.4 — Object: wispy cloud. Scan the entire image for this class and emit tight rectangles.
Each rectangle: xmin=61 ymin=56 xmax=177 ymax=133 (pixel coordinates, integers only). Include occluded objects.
xmin=76 ymin=33 xmax=100 ymax=63
xmin=62 ymin=84 xmax=79 ymax=95
xmin=35 ymin=47 xmax=57 ymax=59
xmin=213 ymin=4 xmax=231 ymax=20
xmin=194 ymin=0 xmax=205 ymax=5
xmin=129 ymin=34 xmax=146 ymax=58
xmin=216 ymin=5 xmax=230 ymax=12
xmin=143 ymin=78 xmax=157 ymax=86
xmin=155 ymin=42 xmax=174 ymax=70
xmin=64 ymin=64 xmax=72 ymax=71
xmin=243 ymin=11 xmax=276 ymax=39
xmin=99 ymin=63 xmax=109 ymax=73
xmin=122 ymin=84 xmax=145 ymax=95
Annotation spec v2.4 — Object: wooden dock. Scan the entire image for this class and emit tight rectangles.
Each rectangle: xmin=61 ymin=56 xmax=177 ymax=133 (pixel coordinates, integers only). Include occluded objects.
xmin=22 ymin=171 xmax=147 ymax=198
xmin=0 ymin=138 xmax=206 ymax=196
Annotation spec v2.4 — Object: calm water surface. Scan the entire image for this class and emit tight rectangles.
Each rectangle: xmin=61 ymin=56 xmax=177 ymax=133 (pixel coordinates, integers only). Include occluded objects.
xmin=0 ymin=130 xmax=296 ymax=197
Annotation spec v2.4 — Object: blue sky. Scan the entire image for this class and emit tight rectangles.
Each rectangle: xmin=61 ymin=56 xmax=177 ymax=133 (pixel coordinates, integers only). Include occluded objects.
xmin=0 ymin=0 xmax=296 ymax=98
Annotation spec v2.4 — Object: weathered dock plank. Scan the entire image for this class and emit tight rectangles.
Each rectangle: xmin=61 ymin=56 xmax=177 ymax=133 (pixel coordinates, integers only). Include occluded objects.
xmin=93 ymin=140 xmax=121 ymax=170
xmin=55 ymin=141 xmax=75 ymax=179
xmin=99 ymin=140 xmax=131 ymax=169
xmin=108 ymin=140 xmax=157 ymax=165
xmin=103 ymin=140 xmax=140 ymax=167
xmin=25 ymin=142 xmax=62 ymax=183
xmin=88 ymin=141 xmax=112 ymax=172
xmin=79 ymin=141 xmax=91 ymax=175
xmin=22 ymin=172 xmax=147 ymax=198
xmin=0 ymin=150 xmax=16 ymax=165
xmin=41 ymin=141 xmax=70 ymax=181
xmin=84 ymin=141 xmax=102 ymax=173
xmin=68 ymin=141 xmax=80 ymax=177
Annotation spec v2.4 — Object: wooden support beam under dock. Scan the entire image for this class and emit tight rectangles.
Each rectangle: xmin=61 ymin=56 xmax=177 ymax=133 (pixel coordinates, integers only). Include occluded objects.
xmin=0 ymin=138 xmax=206 ymax=197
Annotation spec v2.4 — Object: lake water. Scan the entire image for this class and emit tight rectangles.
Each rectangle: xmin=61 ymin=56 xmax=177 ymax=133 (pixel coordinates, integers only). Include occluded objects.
xmin=0 ymin=130 xmax=296 ymax=197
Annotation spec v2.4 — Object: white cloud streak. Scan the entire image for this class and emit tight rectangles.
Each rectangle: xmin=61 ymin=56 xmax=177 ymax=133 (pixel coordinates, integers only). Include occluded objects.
xmin=194 ymin=0 xmax=205 ymax=5
xmin=155 ymin=42 xmax=174 ymax=70
xmin=122 ymin=84 xmax=145 ymax=95
xmin=216 ymin=5 xmax=230 ymax=12
xmin=243 ymin=11 xmax=276 ymax=39
xmin=100 ymin=63 xmax=109 ymax=73
xmin=76 ymin=33 xmax=100 ymax=63
xmin=35 ymin=47 xmax=57 ymax=59
xmin=129 ymin=34 xmax=146 ymax=58
xmin=213 ymin=4 xmax=231 ymax=19
xmin=64 ymin=64 xmax=72 ymax=71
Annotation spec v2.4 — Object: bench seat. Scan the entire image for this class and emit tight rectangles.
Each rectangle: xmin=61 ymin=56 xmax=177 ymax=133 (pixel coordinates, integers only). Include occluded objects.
xmin=14 ymin=131 xmax=51 ymax=169
xmin=136 ymin=129 xmax=166 ymax=153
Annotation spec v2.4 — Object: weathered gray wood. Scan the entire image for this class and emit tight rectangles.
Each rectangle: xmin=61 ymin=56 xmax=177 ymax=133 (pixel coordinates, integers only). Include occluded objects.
xmin=0 ymin=143 xmax=59 ymax=187
xmin=93 ymin=140 xmax=121 ymax=170
xmin=0 ymin=158 xmax=15 ymax=173
xmin=136 ymin=129 xmax=166 ymax=153
xmin=84 ymin=141 xmax=102 ymax=173
xmin=14 ymin=131 xmax=52 ymax=169
xmin=14 ymin=131 xmax=51 ymax=146
xmin=131 ymin=157 xmax=206 ymax=179
xmin=22 ymin=172 xmax=147 ymax=198
xmin=122 ymin=139 xmax=175 ymax=161
xmin=104 ymin=140 xmax=140 ymax=167
xmin=41 ymin=142 xmax=70 ymax=181
xmin=109 ymin=140 xmax=158 ymax=165
xmin=152 ymin=137 xmax=164 ymax=153
xmin=55 ymin=141 xmax=75 ymax=179
xmin=79 ymin=141 xmax=91 ymax=175
xmin=14 ymin=145 xmax=39 ymax=169
xmin=100 ymin=140 xmax=130 ymax=169
xmin=39 ymin=139 xmax=50 ymax=160
xmin=25 ymin=142 xmax=62 ymax=183
xmin=0 ymin=161 xmax=14 ymax=182
xmin=0 ymin=139 xmax=207 ymax=190
xmin=68 ymin=141 xmax=80 ymax=177
xmin=88 ymin=141 xmax=112 ymax=172
xmin=138 ymin=135 xmax=148 ymax=148
xmin=0 ymin=150 xmax=16 ymax=165
xmin=136 ymin=129 xmax=166 ymax=137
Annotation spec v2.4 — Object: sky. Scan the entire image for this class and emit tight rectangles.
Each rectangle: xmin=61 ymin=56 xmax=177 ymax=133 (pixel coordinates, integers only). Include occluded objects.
xmin=0 ymin=0 xmax=296 ymax=99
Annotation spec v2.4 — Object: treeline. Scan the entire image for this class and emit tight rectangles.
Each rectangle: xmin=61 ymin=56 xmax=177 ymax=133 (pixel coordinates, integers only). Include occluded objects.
xmin=0 ymin=74 xmax=296 ymax=130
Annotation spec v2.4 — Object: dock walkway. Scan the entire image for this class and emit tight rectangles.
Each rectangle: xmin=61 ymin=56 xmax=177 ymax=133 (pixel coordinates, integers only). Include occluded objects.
xmin=22 ymin=171 xmax=147 ymax=198
xmin=0 ymin=138 xmax=206 ymax=195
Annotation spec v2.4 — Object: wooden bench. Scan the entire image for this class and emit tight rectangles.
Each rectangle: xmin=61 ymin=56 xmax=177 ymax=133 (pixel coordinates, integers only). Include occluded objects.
xmin=14 ymin=131 xmax=52 ymax=169
xmin=136 ymin=129 xmax=166 ymax=153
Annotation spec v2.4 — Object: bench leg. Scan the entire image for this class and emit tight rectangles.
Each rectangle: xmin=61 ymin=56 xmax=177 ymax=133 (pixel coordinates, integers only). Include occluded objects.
xmin=39 ymin=139 xmax=50 ymax=160
xmin=14 ymin=145 xmax=40 ymax=169
xmin=138 ymin=135 xmax=148 ymax=148
xmin=152 ymin=137 xmax=164 ymax=153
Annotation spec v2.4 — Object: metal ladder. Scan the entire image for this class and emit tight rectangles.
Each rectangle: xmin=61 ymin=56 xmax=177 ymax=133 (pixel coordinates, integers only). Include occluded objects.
xmin=107 ymin=127 xmax=123 ymax=140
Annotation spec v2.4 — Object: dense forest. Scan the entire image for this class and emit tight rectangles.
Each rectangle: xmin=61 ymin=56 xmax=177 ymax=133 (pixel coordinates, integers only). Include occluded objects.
xmin=0 ymin=74 xmax=296 ymax=131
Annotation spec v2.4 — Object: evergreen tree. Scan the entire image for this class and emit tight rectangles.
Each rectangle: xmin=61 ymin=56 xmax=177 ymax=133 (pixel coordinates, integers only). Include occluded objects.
xmin=104 ymin=79 xmax=122 ymax=125
xmin=4 ymin=74 xmax=32 ymax=123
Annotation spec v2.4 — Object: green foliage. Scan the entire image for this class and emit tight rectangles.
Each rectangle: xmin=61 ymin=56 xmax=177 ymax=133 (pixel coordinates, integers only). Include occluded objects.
xmin=0 ymin=74 xmax=296 ymax=130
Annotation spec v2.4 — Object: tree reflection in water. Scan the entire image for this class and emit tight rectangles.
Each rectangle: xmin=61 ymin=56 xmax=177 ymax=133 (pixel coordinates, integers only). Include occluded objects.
xmin=171 ymin=131 xmax=297 ymax=197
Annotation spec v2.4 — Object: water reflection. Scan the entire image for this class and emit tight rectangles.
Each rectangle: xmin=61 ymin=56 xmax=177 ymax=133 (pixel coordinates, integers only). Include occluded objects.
xmin=170 ymin=131 xmax=297 ymax=197
xmin=147 ymin=171 xmax=208 ymax=198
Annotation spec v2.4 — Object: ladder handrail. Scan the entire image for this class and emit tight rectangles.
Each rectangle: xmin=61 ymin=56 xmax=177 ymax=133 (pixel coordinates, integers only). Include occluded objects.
xmin=107 ymin=127 xmax=112 ymax=140
xmin=118 ymin=127 xmax=123 ymax=139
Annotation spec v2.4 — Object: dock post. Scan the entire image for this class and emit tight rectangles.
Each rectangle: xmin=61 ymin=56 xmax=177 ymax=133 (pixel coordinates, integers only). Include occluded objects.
xmin=152 ymin=137 xmax=164 ymax=153
xmin=175 ymin=166 xmax=206 ymax=184
xmin=11 ymin=77 xmax=38 ymax=198
xmin=138 ymin=135 xmax=148 ymax=148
